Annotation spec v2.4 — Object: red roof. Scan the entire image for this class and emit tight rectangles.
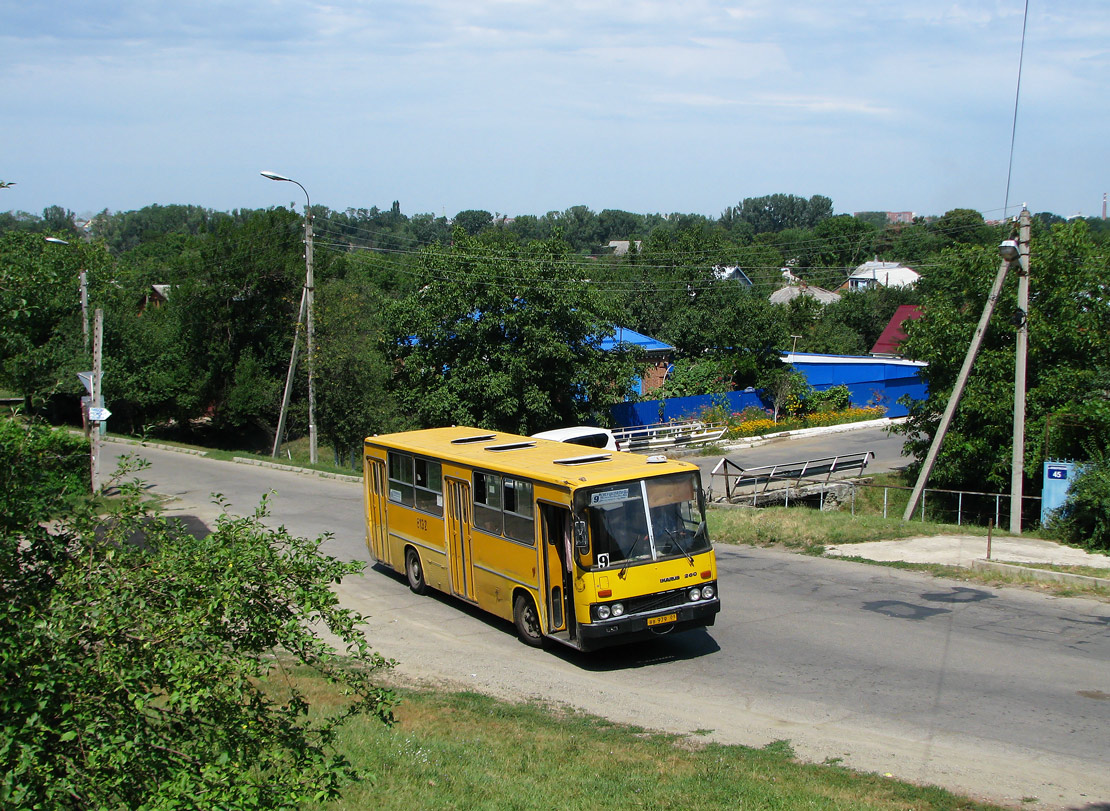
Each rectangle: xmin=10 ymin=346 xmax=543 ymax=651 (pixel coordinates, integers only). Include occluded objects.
xmin=870 ymin=305 xmax=922 ymax=356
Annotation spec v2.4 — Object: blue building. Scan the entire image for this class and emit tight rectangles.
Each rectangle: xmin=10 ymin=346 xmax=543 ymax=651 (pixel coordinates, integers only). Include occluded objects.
xmin=781 ymin=352 xmax=927 ymax=418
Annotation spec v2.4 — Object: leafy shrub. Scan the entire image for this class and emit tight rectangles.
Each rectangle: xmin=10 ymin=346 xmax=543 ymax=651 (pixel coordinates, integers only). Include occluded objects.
xmin=1051 ymin=456 xmax=1110 ymax=552
xmin=0 ymin=416 xmax=88 ymax=531
xmin=808 ymin=384 xmax=852 ymax=413
xmin=0 ymin=443 xmax=395 ymax=808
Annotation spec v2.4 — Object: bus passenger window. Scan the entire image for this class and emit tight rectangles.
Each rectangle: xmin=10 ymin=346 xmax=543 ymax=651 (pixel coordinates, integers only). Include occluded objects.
xmin=414 ymin=458 xmax=443 ymax=516
xmin=387 ymin=452 xmax=414 ymax=506
xmin=503 ymin=477 xmax=534 ymax=543
xmin=473 ymin=471 xmax=503 ymax=535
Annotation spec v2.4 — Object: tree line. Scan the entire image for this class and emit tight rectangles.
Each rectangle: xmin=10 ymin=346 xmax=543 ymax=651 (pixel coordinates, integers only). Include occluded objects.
xmin=2 ymin=194 xmax=1108 ymax=515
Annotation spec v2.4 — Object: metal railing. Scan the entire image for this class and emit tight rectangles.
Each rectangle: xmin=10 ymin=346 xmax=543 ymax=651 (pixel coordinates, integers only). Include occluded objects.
xmin=710 ymin=466 xmax=1043 ymax=530
xmin=711 ymin=453 xmax=874 ymax=503
xmin=613 ymin=419 xmax=727 ymax=452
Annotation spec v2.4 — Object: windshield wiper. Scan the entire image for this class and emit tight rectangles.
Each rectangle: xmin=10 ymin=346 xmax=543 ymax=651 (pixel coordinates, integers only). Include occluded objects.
xmin=661 ymin=528 xmax=694 ymax=565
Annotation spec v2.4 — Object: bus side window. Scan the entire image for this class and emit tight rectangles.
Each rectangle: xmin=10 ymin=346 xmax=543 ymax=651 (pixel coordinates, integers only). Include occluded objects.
xmin=387 ymin=452 xmax=414 ymax=506
xmin=503 ymin=477 xmax=534 ymax=544
xmin=473 ymin=471 xmax=503 ymax=535
xmin=414 ymin=458 xmax=443 ymax=516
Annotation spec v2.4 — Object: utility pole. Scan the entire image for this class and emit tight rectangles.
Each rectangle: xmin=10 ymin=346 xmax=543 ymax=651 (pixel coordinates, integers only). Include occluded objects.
xmin=903 ymin=244 xmax=1017 ymax=521
xmin=261 ymin=171 xmax=317 ymax=465
xmin=90 ymin=309 xmax=103 ymax=493
xmin=304 ymin=205 xmax=317 ymax=465
xmin=1009 ymin=209 xmax=1031 ymax=532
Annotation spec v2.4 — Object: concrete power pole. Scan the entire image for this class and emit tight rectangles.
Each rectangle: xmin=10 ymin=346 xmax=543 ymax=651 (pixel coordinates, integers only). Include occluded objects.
xmin=1009 ymin=209 xmax=1031 ymax=532
xmin=90 ymin=309 xmax=103 ymax=493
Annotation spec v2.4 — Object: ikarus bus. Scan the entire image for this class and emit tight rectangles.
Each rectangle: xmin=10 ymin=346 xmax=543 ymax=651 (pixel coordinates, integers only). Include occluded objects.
xmin=362 ymin=426 xmax=719 ymax=651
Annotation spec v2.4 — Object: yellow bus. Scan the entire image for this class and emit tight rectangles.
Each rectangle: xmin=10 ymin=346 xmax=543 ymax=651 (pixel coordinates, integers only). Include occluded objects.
xmin=362 ymin=426 xmax=720 ymax=652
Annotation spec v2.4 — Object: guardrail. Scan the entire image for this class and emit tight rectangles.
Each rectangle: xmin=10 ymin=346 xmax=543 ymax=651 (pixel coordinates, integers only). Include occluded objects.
xmin=711 ymin=452 xmax=874 ymax=503
xmin=613 ymin=420 xmax=727 ymax=452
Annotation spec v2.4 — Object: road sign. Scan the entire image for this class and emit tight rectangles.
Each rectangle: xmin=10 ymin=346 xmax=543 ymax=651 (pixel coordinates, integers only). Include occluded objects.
xmin=88 ymin=407 xmax=111 ymax=421
xmin=77 ymin=371 xmax=95 ymax=394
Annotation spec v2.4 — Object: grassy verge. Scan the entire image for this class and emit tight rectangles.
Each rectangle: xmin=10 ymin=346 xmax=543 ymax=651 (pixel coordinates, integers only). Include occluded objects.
xmin=310 ymin=680 xmax=1002 ymax=811
xmin=708 ymin=505 xmax=1110 ymax=601
xmin=707 ymin=505 xmax=990 ymax=555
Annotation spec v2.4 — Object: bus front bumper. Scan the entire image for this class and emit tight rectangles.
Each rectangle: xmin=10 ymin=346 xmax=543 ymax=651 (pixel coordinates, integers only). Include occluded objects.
xmin=577 ymin=599 xmax=719 ymax=651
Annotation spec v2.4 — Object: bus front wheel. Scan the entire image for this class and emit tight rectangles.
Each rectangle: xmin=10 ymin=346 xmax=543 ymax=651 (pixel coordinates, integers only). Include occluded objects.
xmin=513 ymin=593 xmax=543 ymax=647
xmin=405 ymin=548 xmax=427 ymax=595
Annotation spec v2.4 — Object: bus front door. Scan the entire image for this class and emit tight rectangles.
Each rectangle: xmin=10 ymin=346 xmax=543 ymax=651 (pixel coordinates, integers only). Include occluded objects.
xmin=540 ymin=503 xmax=574 ymax=640
xmin=445 ymin=478 xmax=477 ymax=603
xmin=365 ymin=457 xmax=389 ymax=566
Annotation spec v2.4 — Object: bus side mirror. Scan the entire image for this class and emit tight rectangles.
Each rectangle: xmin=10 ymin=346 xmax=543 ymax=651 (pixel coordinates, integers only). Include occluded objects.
xmin=573 ymin=519 xmax=588 ymax=553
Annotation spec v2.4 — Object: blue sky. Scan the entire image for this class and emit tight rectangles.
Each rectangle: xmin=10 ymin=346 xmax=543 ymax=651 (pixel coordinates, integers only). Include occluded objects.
xmin=2 ymin=1 xmax=1107 ymax=221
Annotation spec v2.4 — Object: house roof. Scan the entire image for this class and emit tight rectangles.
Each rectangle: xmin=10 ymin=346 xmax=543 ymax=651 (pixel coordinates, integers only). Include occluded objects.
xmin=769 ymin=284 xmax=841 ymax=305
xmin=599 ymin=326 xmax=674 ymax=354
xmin=870 ymin=304 xmax=923 ymax=356
xmin=712 ymin=265 xmax=754 ymax=286
xmin=847 ymin=261 xmax=920 ymax=289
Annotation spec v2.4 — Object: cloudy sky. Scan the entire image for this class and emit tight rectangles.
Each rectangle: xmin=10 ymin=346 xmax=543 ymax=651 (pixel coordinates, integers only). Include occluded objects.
xmin=2 ymin=1 xmax=1106 ymax=221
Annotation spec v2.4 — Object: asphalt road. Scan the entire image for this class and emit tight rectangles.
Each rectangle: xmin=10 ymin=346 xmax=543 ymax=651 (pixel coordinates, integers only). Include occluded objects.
xmin=103 ymin=440 xmax=1110 ymax=810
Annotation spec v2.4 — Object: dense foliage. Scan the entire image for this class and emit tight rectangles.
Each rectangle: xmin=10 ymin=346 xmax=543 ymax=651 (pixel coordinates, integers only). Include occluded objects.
xmin=0 ymin=417 xmax=395 ymax=808
xmin=3 ymin=197 xmax=1107 ymax=514
xmin=896 ymin=220 xmax=1110 ymax=495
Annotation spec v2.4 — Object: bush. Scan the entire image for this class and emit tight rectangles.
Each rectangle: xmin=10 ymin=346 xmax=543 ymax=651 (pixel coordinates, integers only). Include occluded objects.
xmin=0 ymin=430 xmax=396 ymax=809
xmin=1051 ymin=456 xmax=1110 ymax=552
xmin=0 ymin=416 xmax=88 ymax=531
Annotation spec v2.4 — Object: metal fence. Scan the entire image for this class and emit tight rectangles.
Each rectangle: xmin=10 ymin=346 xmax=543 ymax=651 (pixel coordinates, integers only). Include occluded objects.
xmin=709 ymin=466 xmax=1043 ymax=530
xmin=613 ymin=419 xmax=726 ymax=452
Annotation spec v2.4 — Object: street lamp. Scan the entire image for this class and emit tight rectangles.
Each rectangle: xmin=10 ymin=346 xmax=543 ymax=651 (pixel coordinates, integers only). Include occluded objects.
xmin=260 ymin=170 xmax=317 ymax=465
xmin=44 ymin=237 xmax=89 ymax=352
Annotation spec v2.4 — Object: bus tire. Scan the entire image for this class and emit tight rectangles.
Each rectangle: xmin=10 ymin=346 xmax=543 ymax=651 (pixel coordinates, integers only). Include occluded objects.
xmin=405 ymin=548 xmax=427 ymax=595
xmin=513 ymin=593 xmax=544 ymax=647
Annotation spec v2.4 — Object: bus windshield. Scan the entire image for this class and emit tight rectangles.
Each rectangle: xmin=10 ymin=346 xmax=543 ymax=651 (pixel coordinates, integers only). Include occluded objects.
xmin=582 ymin=472 xmax=710 ymax=569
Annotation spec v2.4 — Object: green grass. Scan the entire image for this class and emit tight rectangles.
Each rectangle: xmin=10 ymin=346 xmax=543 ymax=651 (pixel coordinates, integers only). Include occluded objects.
xmin=707 ymin=505 xmax=992 ymax=555
xmin=309 ymin=682 xmax=1003 ymax=811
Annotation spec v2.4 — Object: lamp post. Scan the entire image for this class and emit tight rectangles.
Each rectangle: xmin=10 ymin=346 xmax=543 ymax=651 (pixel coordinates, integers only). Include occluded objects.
xmin=44 ymin=237 xmax=89 ymax=353
xmin=260 ymin=171 xmax=317 ymax=465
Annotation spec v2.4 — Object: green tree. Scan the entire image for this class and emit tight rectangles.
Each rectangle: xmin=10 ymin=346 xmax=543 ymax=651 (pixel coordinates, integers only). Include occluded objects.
xmin=0 ymin=418 xmax=395 ymax=808
xmin=172 ymin=208 xmax=314 ymax=444
xmin=896 ymin=220 xmax=1110 ymax=492
xmin=733 ymin=194 xmax=834 ymax=233
xmin=314 ymin=274 xmax=400 ymax=463
xmin=0 ymin=232 xmax=112 ymax=411
xmin=387 ymin=229 xmax=638 ymax=433
xmin=453 ymin=209 xmax=493 ymax=236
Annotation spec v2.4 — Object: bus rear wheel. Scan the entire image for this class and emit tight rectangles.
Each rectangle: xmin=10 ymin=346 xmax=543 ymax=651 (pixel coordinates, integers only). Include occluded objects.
xmin=513 ymin=593 xmax=544 ymax=647
xmin=405 ymin=548 xmax=427 ymax=595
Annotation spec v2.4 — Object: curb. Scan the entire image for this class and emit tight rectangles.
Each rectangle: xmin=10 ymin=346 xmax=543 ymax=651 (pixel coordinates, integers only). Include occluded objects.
xmin=103 ymin=436 xmax=208 ymax=456
xmin=232 ymin=457 xmax=362 ymax=483
xmin=971 ymin=559 xmax=1110 ymax=588
xmin=103 ymin=435 xmax=363 ymax=483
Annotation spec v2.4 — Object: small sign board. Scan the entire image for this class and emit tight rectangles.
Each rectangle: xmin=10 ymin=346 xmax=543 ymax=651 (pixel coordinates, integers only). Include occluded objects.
xmin=88 ymin=407 xmax=111 ymax=421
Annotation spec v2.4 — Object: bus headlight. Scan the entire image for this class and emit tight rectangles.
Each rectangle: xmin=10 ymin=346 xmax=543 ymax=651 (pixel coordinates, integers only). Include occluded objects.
xmin=597 ymin=605 xmax=611 ymax=620
xmin=701 ymin=584 xmax=716 ymax=600
xmin=688 ymin=587 xmax=702 ymax=601
xmin=611 ymin=603 xmax=625 ymax=617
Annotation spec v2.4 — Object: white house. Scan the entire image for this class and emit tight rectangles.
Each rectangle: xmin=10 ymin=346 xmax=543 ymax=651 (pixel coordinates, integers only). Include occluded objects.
xmin=843 ymin=260 xmax=920 ymax=291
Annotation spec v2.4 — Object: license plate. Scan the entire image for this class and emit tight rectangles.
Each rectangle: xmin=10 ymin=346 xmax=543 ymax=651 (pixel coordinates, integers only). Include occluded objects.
xmin=647 ymin=613 xmax=676 ymax=627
